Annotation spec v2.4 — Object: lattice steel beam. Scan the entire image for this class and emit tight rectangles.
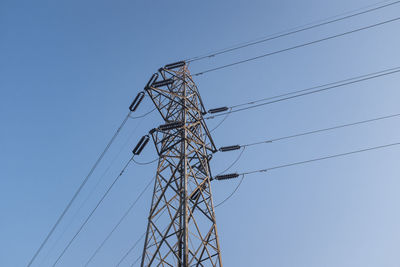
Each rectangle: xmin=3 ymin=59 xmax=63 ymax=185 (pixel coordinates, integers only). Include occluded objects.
xmin=140 ymin=62 xmax=222 ymax=267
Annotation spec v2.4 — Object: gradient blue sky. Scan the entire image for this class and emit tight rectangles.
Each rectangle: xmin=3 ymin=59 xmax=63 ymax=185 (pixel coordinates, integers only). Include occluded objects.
xmin=1 ymin=0 xmax=400 ymax=266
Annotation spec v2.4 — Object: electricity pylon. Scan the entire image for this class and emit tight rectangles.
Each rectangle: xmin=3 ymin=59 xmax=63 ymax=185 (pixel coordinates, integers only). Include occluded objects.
xmin=140 ymin=62 xmax=222 ymax=266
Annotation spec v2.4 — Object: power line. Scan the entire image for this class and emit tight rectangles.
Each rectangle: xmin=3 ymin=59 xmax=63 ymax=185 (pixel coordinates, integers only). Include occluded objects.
xmin=186 ymin=0 xmax=400 ymax=62
xmin=129 ymin=108 xmax=156 ymax=119
xmin=214 ymin=175 xmax=245 ymax=208
xmin=214 ymin=142 xmax=400 ymax=207
xmin=239 ymin=112 xmax=400 ymax=148
xmin=227 ymin=66 xmax=400 ymax=110
xmin=40 ymin=115 xmax=147 ymax=266
xmin=217 ymin=148 xmax=246 ymax=175
xmin=51 ymin=156 xmax=135 ymax=267
xmin=132 ymin=157 xmax=158 ymax=165
xmin=216 ymin=111 xmax=400 ymax=171
xmin=240 ymin=142 xmax=400 ymax=176
xmin=129 ymin=98 xmax=167 ymax=120
xmin=26 ymin=112 xmax=132 ymax=267
xmin=215 ymin=112 xmax=400 ymax=181
xmin=209 ymin=108 xmax=232 ymax=133
xmin=130 ymin=254 xmax=142 ymax=267
xmin=116 ymin=207 xmax=168 ymax=267
xmin=116 ymin=232 xmax=146 ymax=267
xmin=84 ymin=177 xmax=155 ymax=266
xmin=206 ymin=66 xmax=400 ymax=119
xmin=193 ymin=16 xmax=400 ymax=76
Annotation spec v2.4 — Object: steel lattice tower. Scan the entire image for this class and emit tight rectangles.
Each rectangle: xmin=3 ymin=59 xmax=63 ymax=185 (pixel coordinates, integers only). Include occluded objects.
xmin=140 ymin=62 xmax=222 ymax=267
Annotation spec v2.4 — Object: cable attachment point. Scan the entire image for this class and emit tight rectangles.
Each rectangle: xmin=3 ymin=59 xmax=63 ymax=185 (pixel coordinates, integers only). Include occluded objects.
xmin=132 ymin=135 xmax=150 ymax=155
xmin=214 ymin=173 xmax=240 ymax=181
xmin=129 ymin=92 xmax=145 ymax=112
xmin=145 ymin=73 xmax=159 ymax=89
xmin=164 ymin=61 xmax=186 ymax=70
xmin=208 ymin=107 xmax=229 ymax=114
xmin=219 ymin=145 xmax=241 ymax=152
xmin=152 ymin=79 xmax=174 ymax=88
xmin=158 ymin=121 xmax=184 ymax=131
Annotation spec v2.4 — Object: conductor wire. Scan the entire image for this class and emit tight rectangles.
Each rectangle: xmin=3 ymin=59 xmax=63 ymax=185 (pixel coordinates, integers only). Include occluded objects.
xmin=214 ymin=175 xmax=245 ymax=208
xmin=240 ymin=142 xmax=400 ymax=176
xmin=193 ymin=16 xmax=400 ymax=76
xmin=84 ymin=177 xmax=155 ymax=266
xmin=132 ymin=158 xmax=159 ymax=165
xmin=205 ymin=67 xmax=400 ymax=119
xmin=186 ymin=0 xmax=400 ymax=62
xmin=26 ymin=112 xmax=132 ymax=267
xmin=41 ymin=116 xmax=146 ymax=265
xmin=241 ymin=112 xmax=400 ymax=148
xmin=51 ymin=156 xmax=135 ymax=266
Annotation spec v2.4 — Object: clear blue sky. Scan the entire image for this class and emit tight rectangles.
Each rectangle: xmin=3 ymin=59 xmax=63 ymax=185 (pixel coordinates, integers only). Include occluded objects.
xmin=1 ymin=0 xmax=400 ymax=266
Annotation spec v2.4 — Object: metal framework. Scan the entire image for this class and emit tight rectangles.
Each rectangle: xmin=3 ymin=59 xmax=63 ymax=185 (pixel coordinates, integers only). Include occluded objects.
xmin=140 ymin=62 xmax=222 ymax=267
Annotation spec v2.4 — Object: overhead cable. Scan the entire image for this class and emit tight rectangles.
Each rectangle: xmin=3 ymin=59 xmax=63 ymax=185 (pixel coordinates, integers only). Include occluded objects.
xmin=51 ymin=156 xmax=135 ymax=266
xmin=214 ymin=175 xmax=245 ymax=208
xmin=186 ymin=0 xmax=400 ymax=62
xmin=129 ymin=108 xmax=156 ymax=119
xmin=217 ymin=147 xmax=246 ymax=175
xmin=26 ymin=112 xmax=132 ymax=267
xmin=220 ymin=112 xmax=400 ymax=149
xmin=116 ymin=208 xmax=168 ymax=267
xmin=209 ymin=108 xmax=232 ymax=133
xmin=240 ymin=142 xmax=400 ymax=176
xmin=116 ymin=232 xmax=146 ymax=267
xmin=132 ymin=158 xmax=159 ymax=165
xmin=39 ymin=117 xmax=146 ymax=265
xmin=193 ymin=16 xmax=400 ymax=76
xmin=206 ymin=67 xmax=400 ymax=119
xmin=130 ymin=254 xmax=142 ymax=267
xmin=84 ymin=177 xmax=155 ymax=266
xmin=213 ymin=142 xmax=400 ymax=206
xmin=215 ymin=112 xmax=400 ymax=190
xmin=228 ymin=66 xmax=400 ymax=110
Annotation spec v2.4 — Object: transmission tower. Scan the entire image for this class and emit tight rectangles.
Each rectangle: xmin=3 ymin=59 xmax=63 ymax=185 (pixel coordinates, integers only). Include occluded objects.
xmin=140 ymin=61 xmax=222 ymax=266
